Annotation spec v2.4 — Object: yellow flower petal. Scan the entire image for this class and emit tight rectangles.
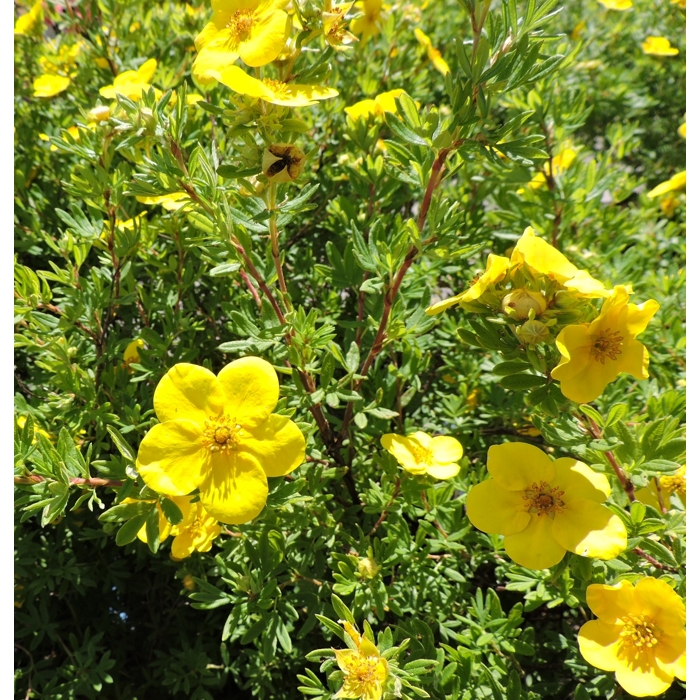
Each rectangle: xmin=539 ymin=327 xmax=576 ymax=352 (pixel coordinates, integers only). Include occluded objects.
xmin=642 ymin=36 xmax=679 ymax=57
xmin=466 ymin=479 xmax=531 ymax=536
xmin=504 ymin=514 xmax=566 ymax=569
xmin=153 ymin=363 xmax=226 ymax=424
xmin=136 ymin=192 xmax=190 ymax=210
xmin=614 ymin=654 xmax=674 ymax=697
xmin=136 ymin=419 xmax=209 ymax=495
xmin=426 ymin=463 xmax=460 ymax=480
xmin=171 ymin=528 xmax=197 ymax=559
xmin=552 ymin=458 xmax=611 ymax=502
xmin=655 ymin=640 xmax=686 ymax=682
xmin=633 ymin=578 xmax=686 ymax=633
xmin=578 ymin=620 xmax=623 ymax=671
xmin=380 ymin=433 xmax=420 ymax=471
xmin=586 ymin=581 xmax=636 ymax=623
xmin=217 ymin=356 xmax=280 ymax=427
xmin=598 ymin=0 xmax=633 ymax=9
xmin=199 ymin=451 xmax=269 ymax=524
xmin=136 ymin=58 xmax=158 ymax=83
xmin=487 ymin=442 xmax=555 ymax=491
xmin=552 ymin=499 xmax=627 ymax=559
xmin=237 ymin=9 xmax=290 ymax=66
xmin=15 ymin=0 xmax=43 ymax=35
xmin=33 ymin=74 xmax=71 ymax=98
xmin=511 ymin=227 xmax=578 ymax=282
xmin=374 ymin=89 xmax=406 ymax=114
xmin=240 ymin=414 xmax=306 ymax=477
xmin=648 ymin=170 xmax=686 ymax=198
xmin=430 ymin=436 xmax=463 ymax=463
xmin=345 ymin=98 xmax=380 ymax=121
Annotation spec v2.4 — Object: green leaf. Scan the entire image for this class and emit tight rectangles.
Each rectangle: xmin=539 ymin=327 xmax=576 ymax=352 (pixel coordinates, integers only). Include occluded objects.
xmin=330 ymin=594 xmax=355 ymax=625
xmin=145 ymin=506 xmax=161 ymax=554
xmin=106 ymin=426 xmax=135 ymax=462
xmin=160 ymin=497 xmax=183 ymax=525
xmin=630 ymin=502 xmax=646 ymax=525
xmin=499 ymin=374 xmax=547 ymax=390
xmin=115 ymin=511 xmax=150 ymax=546
xmin=385 ymin=112 xmax=428 ymax=146
xmin=491 ymin=361 xmax=531 ymax=376
xmin=506 ymin=670 xmax=522 ymax=700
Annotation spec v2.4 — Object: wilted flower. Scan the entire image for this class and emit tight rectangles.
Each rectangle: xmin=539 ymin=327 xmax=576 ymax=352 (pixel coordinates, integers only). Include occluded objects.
xmin=262 ymin=144 xmax=305 ymax=182
xmin=169 ymin=497 xmax=222 ymax=559
xmin=520 ymin=147 xmax=577 ymax=192
xmin=322 ymin=2 xmax=358 ymax=51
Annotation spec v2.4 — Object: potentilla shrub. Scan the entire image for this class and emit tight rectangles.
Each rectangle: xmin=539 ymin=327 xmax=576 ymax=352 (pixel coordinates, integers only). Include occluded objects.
xmin=14 ymin=0 xmax=685 ymax=699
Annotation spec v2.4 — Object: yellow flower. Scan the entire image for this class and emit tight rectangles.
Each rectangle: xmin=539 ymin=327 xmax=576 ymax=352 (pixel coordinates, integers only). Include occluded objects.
xmin=578 ymin=578 xmax=686 ymax=697
xmin=350 ymin=0 xmax=385 ymax=39
xmin=14 ymin=0 xmax=43 ymax=36
xmin=16 ymin=415 xmax=52 ymax=442
xmin=647 ymin=170 xmax=686 ymax=198
xmin=136 ymin=192 xmax=191 ymax=211
xmin=678 ymin=121 xmax=686 ymax=139
xmin=99 ymin=58 xmax=159 ymax=100
xmin=261 ymin=143 xmax=305 ymax=182
xmin=33 ymin=74 xmax=71 ymax=98
xmin=636 ymin=466 xmax=686 ymax=511
xmin=135 ymin=357 xmax=306 ymax=524
xmin=203 ymin=65 xmax=338 ymax=106
xmin=381 ymin=431 xmax=462 ymax=479
xmin=323 ymin=2 xmax=358 ymax=51
xmin=510 ymin=226 xmax=611 ymax=298
xmin=425 ymin=253 xmax=510 ymax=315
xmin=192 ymin=0 xmax=290 ymax=83
xmin=466 ymin=442 xmax=627 ymax=569
xmin=598 ymin=0 xmax=633 ymax=9
xmin=335 ymin=621 xmax=390 ymax=700
xmin=169 ymin=496 xmax=222 ymax=559
xmin=520 ymin=147 xmax=577 ymax=192
xmin=641 ymin=37 xmax=679 ymax=57
xmin=123 ymin=338 xmax=145 ymax=366
xmin=551 ymin=285 xmax=659 ymax=403
xmin=88 ymin=105 xmax=111 ymax=122
xmin=414 ymin=28 xmax=450 ymax=75
xmin=344 ymin=89 xmax=406 ymax=122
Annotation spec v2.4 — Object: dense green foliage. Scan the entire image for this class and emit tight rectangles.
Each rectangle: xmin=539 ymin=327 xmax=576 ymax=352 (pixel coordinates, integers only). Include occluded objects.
xmin=14 ymin=1 xmax=685 ymax=699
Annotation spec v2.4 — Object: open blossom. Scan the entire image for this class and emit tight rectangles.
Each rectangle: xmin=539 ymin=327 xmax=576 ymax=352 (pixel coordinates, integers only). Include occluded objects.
xmin=636 ymin=465 xmax=686 ymax=511
xmin=466 ymin=442 xmax=627 ymax=569
xmin=334 ymin=621 xmax=390 ymax=700
xmin=322 ymin=2 xmax=357 ymax=51
xmin=136 ymin=357 xmax=306 ymax=524
xmin=192 ymin=0 xmax=290 ymax=83
xmin=203 ymin=65 xmax=338 ymax=106
xmin=551 ymin=285 xmax=659 ymax=403
xmin=33 ymin=74 xmax=71 ymax=98
xmin=350 ymin=0 xmax=385 ymax=39
xmin=578 ymin=578 xmax=686 ymax=697
xmin=381 ymin=431 xmax=463 ymax=479
xmin=641 ymin=37 xmax=679 ymax=57
xmin=99 ymin=59 xmax=159 ymax=100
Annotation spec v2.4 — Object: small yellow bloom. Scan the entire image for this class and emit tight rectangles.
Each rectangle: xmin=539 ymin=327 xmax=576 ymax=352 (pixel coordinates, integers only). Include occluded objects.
xmin=14 ymin=0 xmax=43 ymax=36
xmin=647 ymin=170 xmax=686 ymax=198
xmin=350 ymin=0 xmax=385 ymax=39
xmin=551 ymin=285 xmax=659 ymax=403
xmin=381 ymin=431 xmax=462 ymax=479
xmin=323 ymin=2 xmax=358 ymax=51
xmin=33 ymin=74 xmax=71 ymax=98
xmin=88 ymin=105 xmax=112 ymax=122
xmin=414 ymin=28 xmax=450 ymax=75
xmin=136 ymin=192 xmax=190 ymax=211
xmin=520 ymin=148 xmax=577 ymax=192
xmin=261 ymin=143 xmax=305 ymax=182
xmin=425 ymin=253 xmax=510 ymax=315
xmin=578 ymin=578 xmax=686 ymax=697
xmin=204 ymin=65 xmax=338 ymax=107
xmin=99 ymin=58 xmax=159 ymax=100
xmin=467 ymin=442 xmax=627 ymax=569
xmin=123 ymin=338 xmax=145 ymax=366
xmin=598 ymin=0 xmax=633 ymax=9
xmin=192 ymin=0 xmax=290 ymax=82
xmin=136 ymin=357 xmax=306 ymax=524
xmin=511 ymin=227 xmax=610 ymax=298
xmin=344 ymin=89 xmax=406 ymax=122
xmin=642 ymin=36 xmax=679 ymax=57
xmin=636 ymin=466 xmax=686 ymax=511
xmin=169 ymin=496 xmax=222 ymax=559
xmin=17 ymin=415 xmax=52 ymax=442
xmin=335 ymin=621 xmax=390 ymax=700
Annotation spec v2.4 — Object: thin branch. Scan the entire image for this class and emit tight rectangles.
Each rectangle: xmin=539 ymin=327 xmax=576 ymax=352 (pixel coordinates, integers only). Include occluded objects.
xmin=367 ymin=478 xmax=401 ymax=537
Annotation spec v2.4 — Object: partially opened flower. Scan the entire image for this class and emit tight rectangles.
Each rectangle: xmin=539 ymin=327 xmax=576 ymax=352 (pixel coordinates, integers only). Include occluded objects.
xmin=14 ymin=0 xmax=43 ymax=36
xmin=322 ymin=2 xmax=357 ymax=51
xmin=33 ymin=74 xmax=71 ymax=98
xmin=511 ymin=227 xmax=610 ymax=298
xmin=647 ymin=170 xmax=686 ymax=198
xmin=344 ymin=89 xmax=406 ymax=121
xmin=335 ymin=621 xmax=390 ymax=700
xmin=261 ymin=143 xmax=305 ymax=182
xmin=636 ymin=465 xmax=686 ymax=511
xmin=551 ymin=285 xmax=659 ymax=403
xmin=414 ymin=28 xmax=450 ymax=75
xmin=578 ymin=578 xmax=686 ymax=697
xmin=466 ymin=442 xmax=627 ymax=569
xmin=192 ymin=0 xmax=290 ymax=83
xmin=169 ymin=496 xmax=222 ymax=559
xmin=99 ymin=59 xmax=159 ymax=100
xmin=136 ymin=357 xmax=306 ymax=524
xmin=425 ymin=253 xmax=510 ymax=315
xmin=598 ymin=0 xmax=633 ymax=9
xmin=642 ymin=36 xmax=679 ymax=57
xmin=204 ymin=65 xmax=338 ymax=107
xmin=350 ymin=0 xmax=385 ymax=39
xmin=381 ymin=431 xmax=462 ymax=479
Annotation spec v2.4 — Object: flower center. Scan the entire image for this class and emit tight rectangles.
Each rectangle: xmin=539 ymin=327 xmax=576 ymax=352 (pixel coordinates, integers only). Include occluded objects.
xmin=412 ymin=445 xmax=432 ymax=466
xmin=659 ymin=472 xmax=686 ymax=497
xmin=523 ymin=481 xmax=566 ymax=518
xmin=590 ymin=328 xmax=624 ymax=364
xmin=202 ymin=415 xmax=240 ymax=453
xmin=227 ymin=10 xmax=255 ymax=42
xmin=620 ymin=614 xmax=660 ymax=653
xmin=190 ymin=515 xmax=205 ymax=538
xmin=345 ymin=654 xmax=384 ymax=689
xmin=262 ymin=78 xmax=290 ymax=97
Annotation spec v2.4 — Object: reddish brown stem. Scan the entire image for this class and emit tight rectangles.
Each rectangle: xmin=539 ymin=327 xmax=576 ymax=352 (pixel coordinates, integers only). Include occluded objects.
xmin=633 ymin=547 xmax=675 ymax=571
xmin=15 ymin=475 xmax=124 ymax=488
xmin=584 ymin=417 xmax=636 ymax=502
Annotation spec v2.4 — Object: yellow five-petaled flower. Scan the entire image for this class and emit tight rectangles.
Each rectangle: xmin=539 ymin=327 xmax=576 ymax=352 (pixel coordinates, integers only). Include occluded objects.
xmin=466 ymin=442 xmax=627 ymax=569
xmin=551 ymin=285 xmax=659 ymax=404
xmin=578 ymin=578 xmax=686 ymax=697
xmin=381 ymin=431 xmax=463 ymax=479
xmin=334 ymin=621 xmax=390 ymax=700
xmin=136 ymin=357 xmax=306 ymax=524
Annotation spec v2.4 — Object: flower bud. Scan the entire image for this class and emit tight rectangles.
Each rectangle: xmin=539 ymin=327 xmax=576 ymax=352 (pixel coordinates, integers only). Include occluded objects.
xmin=501 ymin=288 xmax=547 ymax=319
xmin=88 ymin=105 xmax=111 ymax=123
xmin=357 ymin=555 xmax=380 ymax=579
xmin=262 ymin=144 xmax=305 ymax=183
xmin=182 ymin=574 xmax=196 ymax=591
xmin=517 ymin=320 xmax=550 ymax=345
